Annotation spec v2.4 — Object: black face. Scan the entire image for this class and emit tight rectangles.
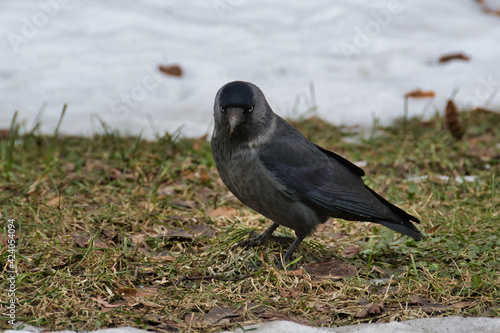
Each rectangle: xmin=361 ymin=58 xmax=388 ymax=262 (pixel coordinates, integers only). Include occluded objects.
xmin=219 ymin=81 xmax=254 ymax=112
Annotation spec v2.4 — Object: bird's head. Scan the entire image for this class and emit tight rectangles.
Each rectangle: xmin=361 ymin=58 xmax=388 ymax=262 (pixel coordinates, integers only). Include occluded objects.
xmin=213 ymin=81 xmax=271 ymax=140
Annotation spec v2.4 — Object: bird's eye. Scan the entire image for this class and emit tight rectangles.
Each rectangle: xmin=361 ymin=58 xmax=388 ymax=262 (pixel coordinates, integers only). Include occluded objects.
xmin=220 ymin=106 xmax=225 ymax=113
xmin=248 ymin=106 xmax=254 ymax=112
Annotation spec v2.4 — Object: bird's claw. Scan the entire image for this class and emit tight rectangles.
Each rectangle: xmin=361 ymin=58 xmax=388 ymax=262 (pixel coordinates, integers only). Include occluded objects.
xmin=237 ymin=234 xmax=267 ymax=248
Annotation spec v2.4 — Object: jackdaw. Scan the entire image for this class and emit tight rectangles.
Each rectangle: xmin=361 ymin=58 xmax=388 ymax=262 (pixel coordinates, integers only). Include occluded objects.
xmin=211 ymin=81 xmax=421 ymax=267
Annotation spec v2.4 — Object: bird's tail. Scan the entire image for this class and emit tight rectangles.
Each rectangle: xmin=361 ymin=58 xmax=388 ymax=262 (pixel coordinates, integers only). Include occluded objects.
xmin=364 ymin=186 xmax=422 ymax=241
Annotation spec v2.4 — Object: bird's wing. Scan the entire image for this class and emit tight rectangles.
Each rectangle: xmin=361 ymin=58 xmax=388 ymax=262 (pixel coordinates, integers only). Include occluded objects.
xmin=258 ymin=140 xmax=374 ymax=214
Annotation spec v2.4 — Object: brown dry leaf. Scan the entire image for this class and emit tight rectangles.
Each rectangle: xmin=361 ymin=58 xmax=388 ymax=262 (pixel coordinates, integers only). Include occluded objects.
xmin=70 ymin=235 xmax=109 ymax=248
xmin=409 ymin=295 xmax=431 ymax=305
xmin=156 ymin=185 xmax=175 ymax=197
xmin=0 ymin=129 xmax=10 ymax=139
xmin=198 ymin=166 xmax=210 ymax=183
xmin=208 ymin=207 xmax=238 ymax=217
xmin=286 ymin=268 xmax=304 ymax=277
xmin=71 ymin=234 xmax=88 ymax=247
xmin=109 ymin=168 xmax=135 ymax=180
xmin=445 ymin=99 xmax=465 ymax=139
xmin=136 ymin=287 xmax=158 ymax=298
xmin=438 ymin=53 xmax=470 ymax=63
xmin=278 ymin=285 xmax=303 ymax=298
xmin=304 ymin=259 xmax=356 ymax=281
xmin=180 ymin=169 xmax=197 ymax=181
xmin=93 ymin=238 xmax=110 ymax=249
xmin=137 ymin=298 xmax=162 ymax=308
xmin=185 ymin=313 xmax=203 ymax=327
xmin=316 ymin=220 xmax=332 ymax=233
xmin=46 ymin=196 xmax=62 ymax=207
xmin=193 ymin=134 xmax=208 ymax=150
xmin=425 ymin=226 xmax=440 ymax=234
xmin=355 ymin=302 xmax=384 ymax=318
xmin=64 ymin=162 xmax=75 ymax=173
xmin=129 ymin=234 xmax=147 ymax=246
xmin=95 ymin=296 xmax=122 ymax=312
xmin=467 ymin=134 xmax=499 ymax=161
xmin=115 ymin=288 xmax=138 ymax=297
xmin=451 ymin=301 xmax=472 ymax=309
xmin=422 ymin=303 xmax=451 ymax=314
xmin=343 ymin=246 xmax=362 ymax=258
xmin=476 ymin=0 xmax=500 ymax=16
xmin=150 ymin=254 xmax=176 ymax=262
xmin=203 ymin=306 xmax=239 ymax=325
xmin=158 ymin=64 xmax=183 ymax=77
xmin=405 ymin=89 xmax=436 ymax=98
xmin=1 ymin=233 xmax=18 ymax=246
xmin=161 ymin=224 xmax=215 ymax=239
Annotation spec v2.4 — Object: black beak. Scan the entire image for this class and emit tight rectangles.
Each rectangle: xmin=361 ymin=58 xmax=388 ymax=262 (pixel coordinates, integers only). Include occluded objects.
xmin=227 ymin=107 xmax=244 ymax=135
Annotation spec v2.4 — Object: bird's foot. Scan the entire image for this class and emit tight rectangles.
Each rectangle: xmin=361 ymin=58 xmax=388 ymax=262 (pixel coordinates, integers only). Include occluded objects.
xmin=237 ymin=232 xmax=268 ymax=248
xmin=237 ymin=233 xmax=294 ymax=248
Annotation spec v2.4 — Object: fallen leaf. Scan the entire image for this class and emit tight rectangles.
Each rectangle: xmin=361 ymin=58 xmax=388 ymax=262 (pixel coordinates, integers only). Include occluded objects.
xmin=136 ymin=287 xmax=158 ymax=298
xmin=115 ymin=288 xmax=137 ymax=297
xmin=138 ymin=298 xmax=162 ymax=308
xmin=304 ymin=259 xmax=356 ymax=280
xmin=198 ymin=166 xmax=210 ymax=183
xmin=193 ymin=134 xmax=208 ymax=150
xmin=109 ymin=168 xmax=134 ymax=180
xmin=129 ymin=234 xmax=147 ymax=246
xmin=451 ymin=301 xmax=472 ymax=309
xmin=71 ymin=234 xmax=88 ymax=247
xmin=343 ymin=246 xmax=362 ymax=258
xmin=405 ymin=89 xmax=436 ymax=98
xmin=156 ymin=185 xmax=175 ymax=197
xmin=355 ymin=302 xmax=384 ymax=318
xmin=203 ymin=306 xmax=239 ymax=325
xmin=476 ymin=0 xmax=500 ymax=16
xmin=46 ymin=196 xmax=62 ymax=207
xmin=409 ymin=295 xmax=431 ymax=305
xmin=70 ymin=235 xmax=109 ymax=248
xmin=95 ymin=296 xmax=122 ymax=312
xmin=0 ymin=129 xmax=9 ymax=139
xmin=179 ymin=169 xmax=197 ymax=181
xmin=158 ymin=64 xmax=183 ymax=77
xmin=286 ymin=268 xmax=304 ymax=277
xmin=438 ymin=52 xmax=470 ymax=63
xmin=208 ymin=207 xmax=238 ymax=217
xmin=425 ymin=226 xmax=440 ymax=234
xmin=161 ymin=224 xmax=215 ymax=239
xmin=278 ymin=285 xmax=303 ymax=298
xmin=422 ymin=302 xmax=451 ymax=314
xmin=150 ymin=254 xmax=176 ymax=262
xmin=184 ymin=313 xmax=203 ymax=326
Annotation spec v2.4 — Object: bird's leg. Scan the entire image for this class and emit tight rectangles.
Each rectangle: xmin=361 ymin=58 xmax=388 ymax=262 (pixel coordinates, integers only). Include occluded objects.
xmin=237 ymin=222 xmax=280 ymax=248
xmin=278 ymin=236 xmax=305 ymax=269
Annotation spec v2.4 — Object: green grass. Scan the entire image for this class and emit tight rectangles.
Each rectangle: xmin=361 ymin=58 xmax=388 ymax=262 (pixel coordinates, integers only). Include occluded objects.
xmin=1 ymin=108 xmax=499 ymax=332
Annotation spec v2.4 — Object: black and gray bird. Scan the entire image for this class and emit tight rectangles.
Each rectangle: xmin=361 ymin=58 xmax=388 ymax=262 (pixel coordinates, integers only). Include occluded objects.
xmin=211 ymin=81 xmax=421 ymax=267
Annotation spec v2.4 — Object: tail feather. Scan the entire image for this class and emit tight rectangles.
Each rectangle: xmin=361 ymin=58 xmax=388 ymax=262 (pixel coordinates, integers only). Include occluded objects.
xmin=364 ymin=186 xmax=422 ymax=240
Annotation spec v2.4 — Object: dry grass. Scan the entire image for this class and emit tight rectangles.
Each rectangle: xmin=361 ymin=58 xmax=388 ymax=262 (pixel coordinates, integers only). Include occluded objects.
xmin=0 ymin=108 xmax=499 ymax=332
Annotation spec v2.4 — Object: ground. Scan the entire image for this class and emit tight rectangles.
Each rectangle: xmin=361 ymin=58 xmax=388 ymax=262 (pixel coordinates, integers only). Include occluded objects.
xmin=0 ymin=108 xmax=499 ymax=332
